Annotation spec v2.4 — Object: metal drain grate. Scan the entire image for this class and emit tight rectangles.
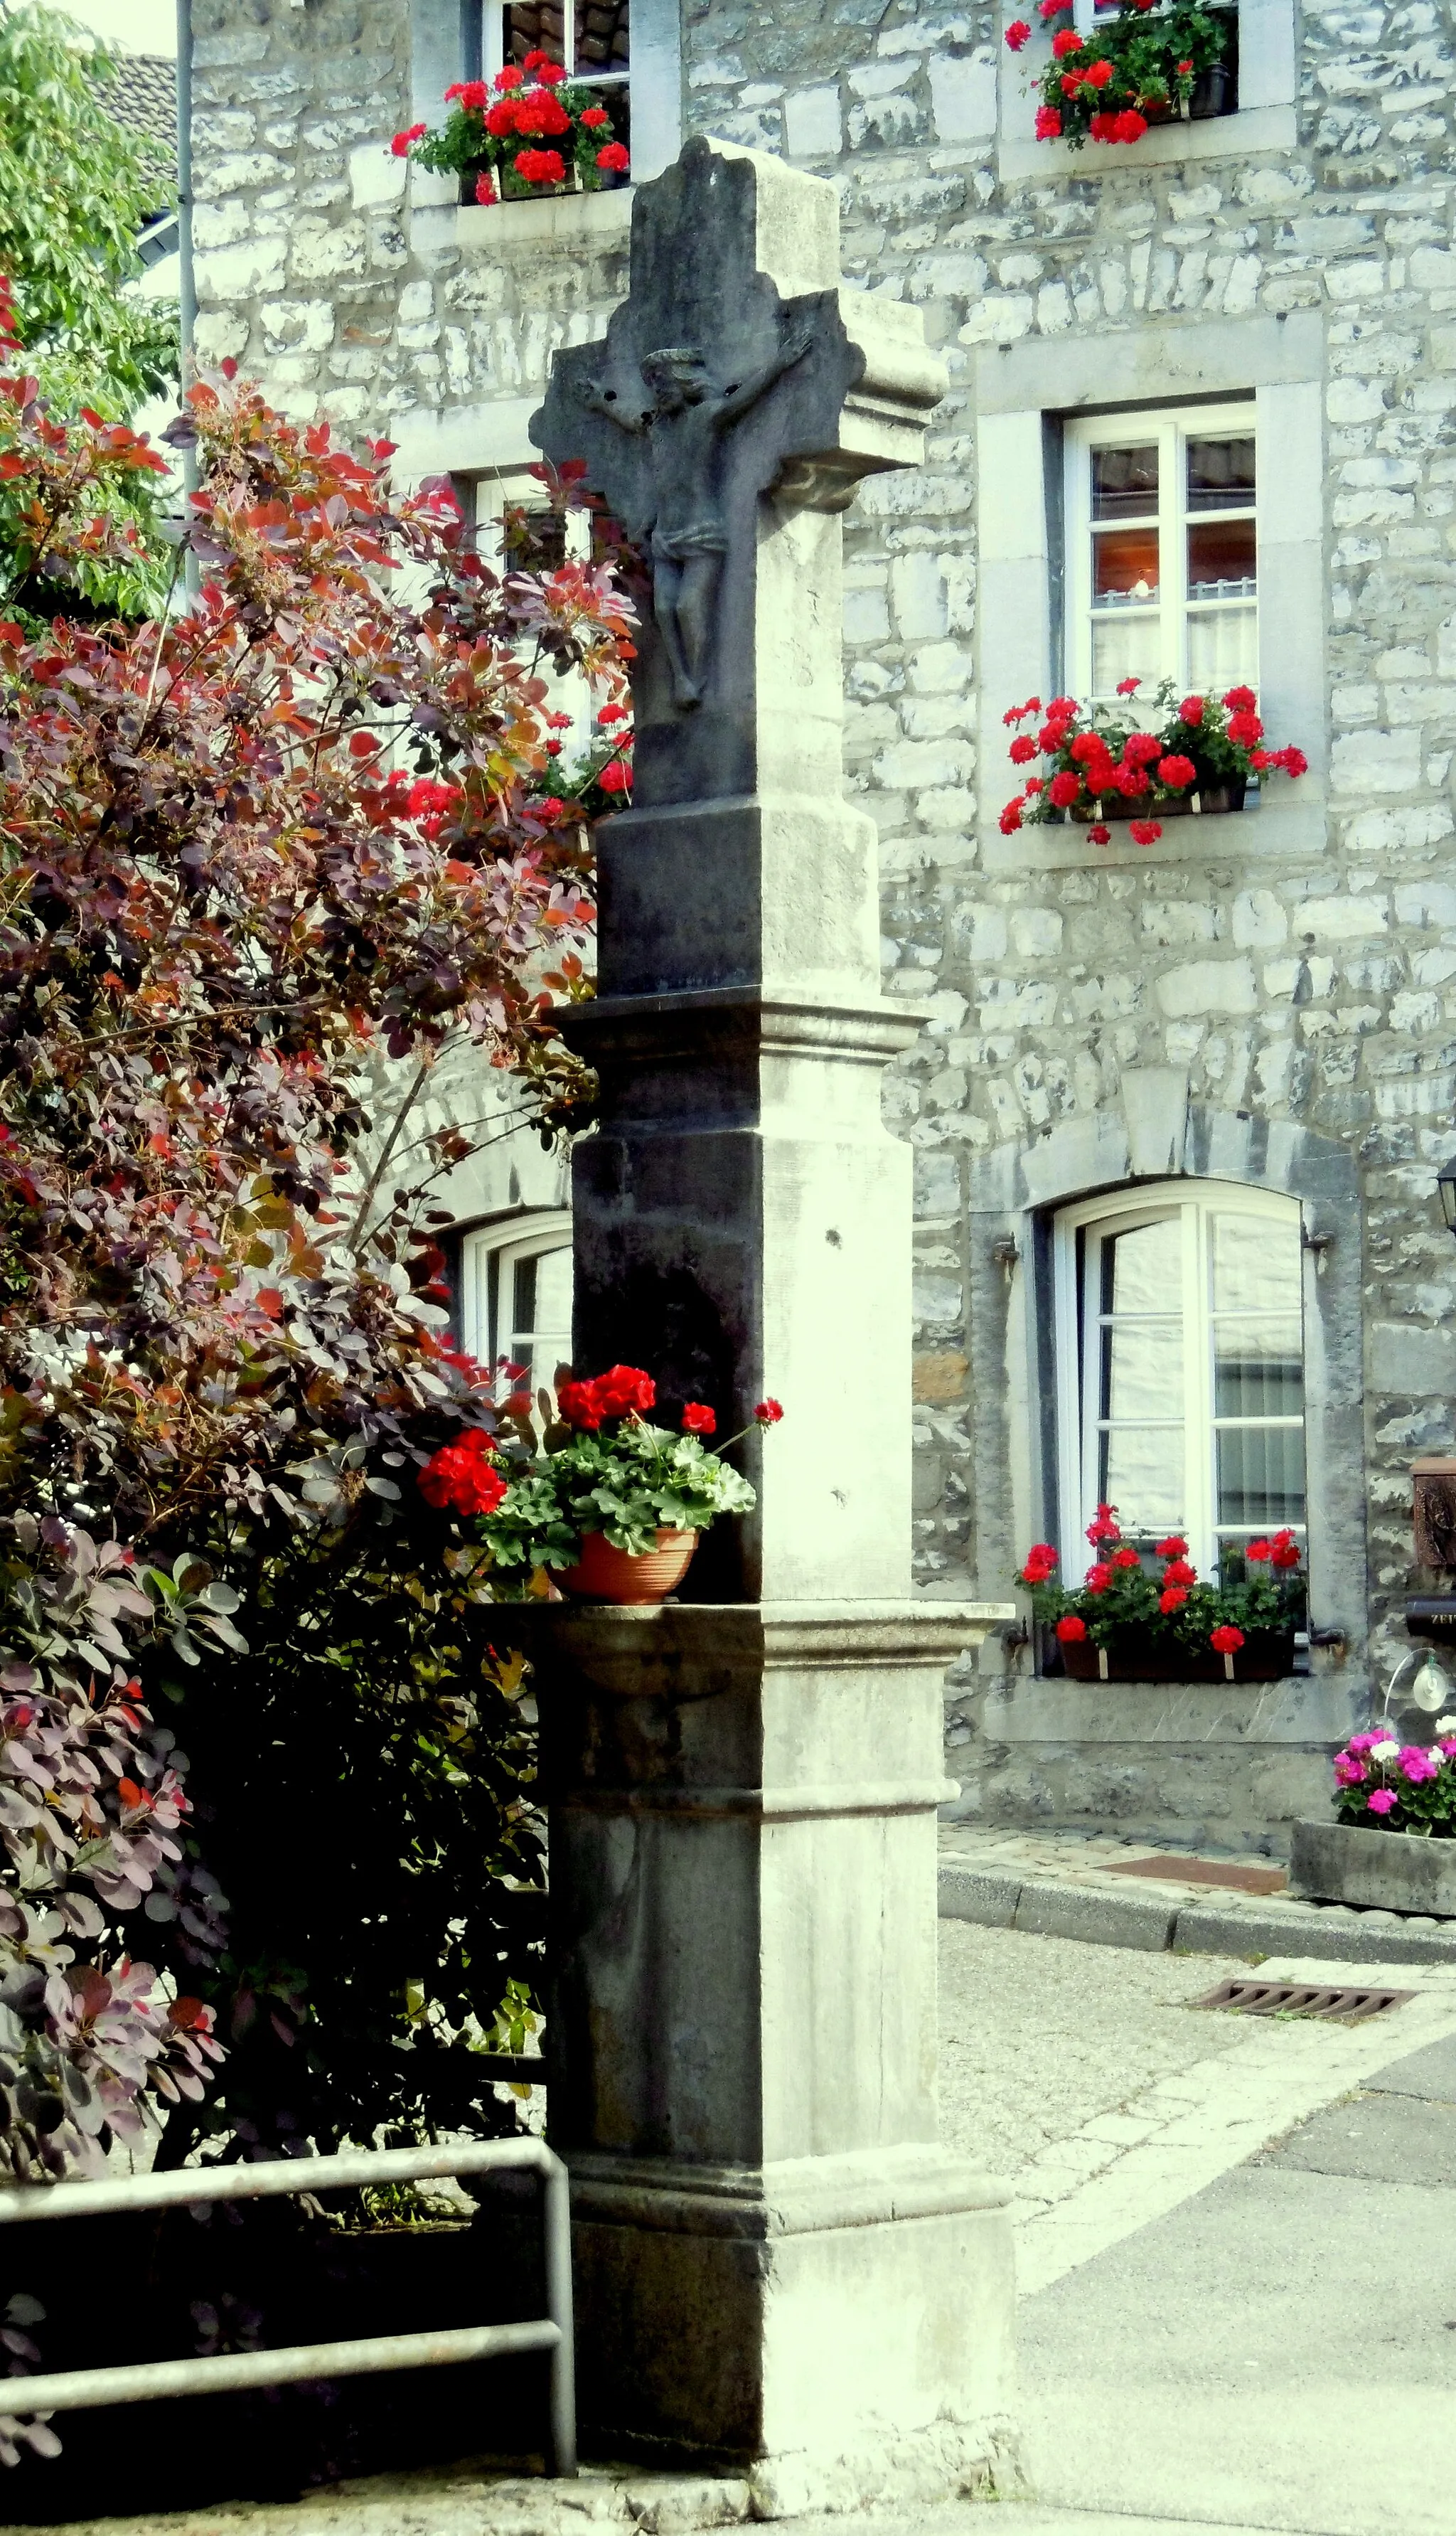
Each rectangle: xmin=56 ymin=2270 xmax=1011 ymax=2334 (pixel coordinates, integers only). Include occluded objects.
xmin=1195 ymin=1979 xmax=1414 ymax=2022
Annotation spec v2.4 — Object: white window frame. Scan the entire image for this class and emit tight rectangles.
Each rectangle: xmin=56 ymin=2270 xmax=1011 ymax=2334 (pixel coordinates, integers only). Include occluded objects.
xmin=1064 ymin=400 xmax=1257 ymax=705
xmin=473 ymin=1 xmax=631 ymax=107
xmin=460 ymin=1210 xmax=573 ymax=1391
xmin=1053 ymin=1179 xmax=1306 ymax=1583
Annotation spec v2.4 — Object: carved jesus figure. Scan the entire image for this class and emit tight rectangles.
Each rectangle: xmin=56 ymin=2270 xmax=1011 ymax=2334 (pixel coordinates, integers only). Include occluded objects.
xmin=578 ymin=324 xmax=813 ymax=708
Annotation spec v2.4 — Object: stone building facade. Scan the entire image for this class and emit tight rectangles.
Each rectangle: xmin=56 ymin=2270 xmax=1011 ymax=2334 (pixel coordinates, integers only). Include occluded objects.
xmin=190 ymin=0 xmax=1456 ymax=1850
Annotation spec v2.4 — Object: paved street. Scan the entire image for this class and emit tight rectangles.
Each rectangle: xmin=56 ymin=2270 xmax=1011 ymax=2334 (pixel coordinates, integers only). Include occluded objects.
xmin=930 ymin=1924 xmax=1456 ymax=2536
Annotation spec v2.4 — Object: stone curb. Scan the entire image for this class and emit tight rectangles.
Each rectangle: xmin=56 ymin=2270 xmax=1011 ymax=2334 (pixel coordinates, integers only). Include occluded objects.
xmin=938 ymin=1863 xmax=1456 ymax=1964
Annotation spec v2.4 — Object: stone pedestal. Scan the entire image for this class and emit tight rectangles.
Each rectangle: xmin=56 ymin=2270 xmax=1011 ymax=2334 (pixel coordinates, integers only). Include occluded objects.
xmin=503 ymin=1604 xmax=1016 ymax=2485
xmin=523 ymin=134 xmax=1019 ymax=2495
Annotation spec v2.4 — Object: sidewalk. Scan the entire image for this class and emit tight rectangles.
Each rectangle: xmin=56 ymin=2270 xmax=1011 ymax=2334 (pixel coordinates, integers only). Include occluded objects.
xmin=939 ymin=1822 xmax=1456 ymax=1963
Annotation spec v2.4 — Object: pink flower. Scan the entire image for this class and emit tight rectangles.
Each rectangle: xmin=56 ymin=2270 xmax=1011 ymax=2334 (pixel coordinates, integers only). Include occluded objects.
xmin=1398 ymin=1744 xmax=1441 ymax=1784
xmin=1367 ymin=1788 xmax=1399 ymax=1816
xmin=1333 ymin=1755 xmax=1368 ymax=1786
xmin=1347 ymin=1731 xmax=1384 ymax=1754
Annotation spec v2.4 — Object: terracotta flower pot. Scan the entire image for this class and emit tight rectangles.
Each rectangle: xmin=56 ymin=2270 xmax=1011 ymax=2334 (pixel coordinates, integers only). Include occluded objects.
xmin=558 ymin=1528 xmax=697 ymax=1605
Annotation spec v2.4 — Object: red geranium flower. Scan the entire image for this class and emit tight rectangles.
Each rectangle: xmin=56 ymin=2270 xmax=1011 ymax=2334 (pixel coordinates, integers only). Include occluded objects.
xmin=1051 ymin=27 xmax=1083 ymax=54
xmin=681 ymin=1402 xmax=716 ymax=1435
xmin=1245 ymin=1538 xmax=1273 ymax=1562
xmin=1227 ymin=710 xmax=1263 ymax=745
xmin=1116 ymin=677 xmax=1141 ymax=695
xmin=1085 ymin=1562 xmax=1114 ymax=1594
xmin=1049 ymin=770 xmax=1081 ymax=808
xmin=1160 ymin=1587 xmax=1188 ymax=1613
xmin=1055 ymin=1614 xmax=1087 ymax=1642
xmin=1130 ymin=819 xmax=1162 ymax=845
xmin=1088 ymin=824 xmax=1111 ymax=845
xmin=1223 ymin=685 xmax=1258 ymax=711
xmin=1157 ymin=754 xmax=1197 ymax=790
xmin=1123 ymin=732 xmax=1162 ymax=764
xmin=1210 ymin=1624 xmax=1245 ymax=1654
xmin=999 ymin=800 xmax=1024 ymax=834
xmin=1278 ymin=747 xmax=1308 ymax=777
xmin=598 ymin=760 xmax=631 ymax=793
xmin=592 ymin=1364 xmax=658 ymax=1418
xmin=1115 ymin=109 xmax=1147 ymax=141
xmin=1083 ymin=58 xmax=1113 ymax=87
xmin=390 ymin=122 xmax=427 ymax=155
xmin=1005 ymin=18 xmax=1032 ymax=48
xmin=581 ymin=105 xmax=610 ymax=127
xmin=596 ymin=142 xmax=631 ymax=172
xmin=475 ymin=171 xmax=498 ymax=203
xmin=1270 ymin=1530 xmax=1302 ymax=1569
xmin=1162 ymin=1557 xmax=1197 ymax=1586
xmin=1115 ymin=763 xmax=1150 ymax=797
xmin=1034 ymin=105 xmax=1063 ymax=139
xmin=1179 ymin=695 xmax=1205 ymax=725
xmin=419 ymin=1431 xmax=508 ymax=1516
xmin=1086 ymin=1503 xmax=1120 ymax=1543
xmin=1010 ymin=734 xmax=1037 ymax=764
xmin=1059 ymin=71 xmax=1084 ymax=95
xmin=1111 ymin=1545 xmax=1141 ymax=1569
xmin=514 ymin=147 xmax=567 ymax=185
xmin=1155 ymin=1535 xmax=1187 ymax=1558
xmin=755 ymin=1397 xmax=785 ymax=1424
xmin=556 ymin=1379 xmax=603 ymax=1430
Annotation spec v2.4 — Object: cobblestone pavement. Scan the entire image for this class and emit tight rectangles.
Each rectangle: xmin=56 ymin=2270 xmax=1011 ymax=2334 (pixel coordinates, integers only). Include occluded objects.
xmin=937 ymin=1918 xmax=1456 ymax=2296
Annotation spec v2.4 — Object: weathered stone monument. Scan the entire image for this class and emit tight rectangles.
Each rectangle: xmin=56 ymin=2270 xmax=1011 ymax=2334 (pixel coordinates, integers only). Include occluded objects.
xmin=517 ymin=137 xmax=1017 ymax=2502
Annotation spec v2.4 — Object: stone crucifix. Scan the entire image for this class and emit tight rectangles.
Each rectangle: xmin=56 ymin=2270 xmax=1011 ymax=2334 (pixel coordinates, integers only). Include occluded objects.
xmin=534 ymin=133 xmax=943 ymax=806
xmin=520 ymin=137 xmax=1017 ymax=2496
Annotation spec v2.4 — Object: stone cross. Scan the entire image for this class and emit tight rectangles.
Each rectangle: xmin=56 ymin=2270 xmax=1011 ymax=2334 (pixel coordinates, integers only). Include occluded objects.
xmin=514 ymin=138 xmax=1017 ymax=2496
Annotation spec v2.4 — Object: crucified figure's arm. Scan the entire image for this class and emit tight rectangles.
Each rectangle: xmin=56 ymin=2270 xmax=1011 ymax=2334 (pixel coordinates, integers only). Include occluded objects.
xmin=712 ymin=326 xmax=815 ymax=430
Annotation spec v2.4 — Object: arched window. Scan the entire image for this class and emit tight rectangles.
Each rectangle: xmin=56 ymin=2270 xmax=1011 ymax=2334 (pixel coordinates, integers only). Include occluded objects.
xmin=1053 ymin=1181 xmax=1306 ymax=1582
xmin=460 ymin=1210 xmax=573 ymax=1393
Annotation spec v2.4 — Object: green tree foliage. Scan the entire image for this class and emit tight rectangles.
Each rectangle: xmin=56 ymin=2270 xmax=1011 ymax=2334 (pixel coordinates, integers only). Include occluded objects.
xmin=0 ymin=4 xmax=178 ymax=410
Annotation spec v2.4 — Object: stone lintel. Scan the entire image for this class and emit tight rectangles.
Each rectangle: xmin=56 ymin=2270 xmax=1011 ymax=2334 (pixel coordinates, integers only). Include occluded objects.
xmin=562 ymin=992 xmax=931 ymax=1089
xmin=564 ymin=2143 xmax=1012 ymax=2238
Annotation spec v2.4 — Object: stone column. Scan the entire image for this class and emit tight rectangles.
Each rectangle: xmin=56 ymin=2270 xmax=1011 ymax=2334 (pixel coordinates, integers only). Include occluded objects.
xmin=513 ymin=137 xmax=1017 ymax=2502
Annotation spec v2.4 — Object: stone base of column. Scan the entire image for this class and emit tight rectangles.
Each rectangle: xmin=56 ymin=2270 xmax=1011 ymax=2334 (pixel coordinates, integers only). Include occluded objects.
xmin=567 ymin=2142 xmax=1017 ymax=2493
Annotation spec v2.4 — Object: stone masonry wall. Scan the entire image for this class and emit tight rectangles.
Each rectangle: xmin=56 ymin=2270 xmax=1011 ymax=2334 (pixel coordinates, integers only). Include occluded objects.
xmin=190 ymin=1 xmax=629 ymax=425
xmin=193 ymin=1 xmax=1456 ymax=1843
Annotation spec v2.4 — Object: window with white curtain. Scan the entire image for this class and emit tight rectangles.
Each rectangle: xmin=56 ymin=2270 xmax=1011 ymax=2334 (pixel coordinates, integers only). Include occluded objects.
xmin=1064 ymin=403 xmax=1257 ymax=705
xmin=460 ymin=1211 xmax=573 ymax=1394
xmin=1054 ymin=1181 xmax=1306 ymax=1582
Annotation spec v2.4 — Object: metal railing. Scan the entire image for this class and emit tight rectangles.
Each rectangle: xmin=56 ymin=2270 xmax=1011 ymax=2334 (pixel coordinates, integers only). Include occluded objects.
xmin=0 ymin=2139 xmax=575 ymax=2477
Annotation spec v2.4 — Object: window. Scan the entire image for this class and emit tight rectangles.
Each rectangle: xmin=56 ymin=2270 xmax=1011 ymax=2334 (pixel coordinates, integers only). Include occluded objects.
xmin=1054 ymin=1182 xmax=1306 ymax=1582
xmin=1064 ymin=403 xmax=1257 ymax=705
xmin=465 ymin=1 xmax=631 ymax=151
xmin=460 ymin=1212 xmax=573 ymax=1392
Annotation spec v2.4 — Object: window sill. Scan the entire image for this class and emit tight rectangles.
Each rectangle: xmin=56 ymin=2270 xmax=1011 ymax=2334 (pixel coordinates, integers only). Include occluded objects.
xmin=983 ymin=1673 xmax=1352 ymax=1750
xmin=981 ymin=787 xmax=1327 ymax=872
xmin=997 ymin=102 xmax=1295 ymax=183
xmin=411 ymin=187 xmax=634 ymax=256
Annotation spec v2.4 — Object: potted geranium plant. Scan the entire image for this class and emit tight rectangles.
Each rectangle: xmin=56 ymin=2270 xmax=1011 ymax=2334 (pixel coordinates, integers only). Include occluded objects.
xmin=418 ymin=1365 xmax=783 ymax=1604
xmin=1005 ymin=0 xmax=1236 ymax=149
xmin=998 ymin=678 xmax=1307 ymax=843
xmin=1017 ymin=1503 xmax=1305 ymax=1681
xmin=391 ymin=50 xmax=630 ymax=204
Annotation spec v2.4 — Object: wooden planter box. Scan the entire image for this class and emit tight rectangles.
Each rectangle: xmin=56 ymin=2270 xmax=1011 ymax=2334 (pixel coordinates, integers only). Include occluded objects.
xmin=1290 ymin=1816 xmax=1456 ymax=1918
xmin=1059 ymin=1629 xmax=1295 ymax=1685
